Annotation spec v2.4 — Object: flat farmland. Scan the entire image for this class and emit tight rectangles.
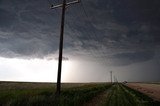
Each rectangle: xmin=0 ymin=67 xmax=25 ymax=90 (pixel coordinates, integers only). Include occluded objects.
xmin=0 ymin=82 xmax=111 ymax=106
xmin=0 ymin=82 xmax=160 ymax=106
xmin=126 ymin=83 xmax=160 ymax=102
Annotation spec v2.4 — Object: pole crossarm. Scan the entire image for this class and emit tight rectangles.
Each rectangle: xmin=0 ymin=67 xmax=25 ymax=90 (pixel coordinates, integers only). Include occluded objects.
xmin=50 ymin=0 xmax=80 ymax=9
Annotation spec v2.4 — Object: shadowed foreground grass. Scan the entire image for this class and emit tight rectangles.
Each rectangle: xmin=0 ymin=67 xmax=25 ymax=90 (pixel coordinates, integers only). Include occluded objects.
xmin=1 ymin=82 xmax=159 ymax=106
xmin=0 ymin=82 xmax=111 ymax=106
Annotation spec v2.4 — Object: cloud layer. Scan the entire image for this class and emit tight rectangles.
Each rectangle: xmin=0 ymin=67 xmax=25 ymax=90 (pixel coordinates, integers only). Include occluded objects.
xmin=0 ymin=0 xmax=160 ymax=66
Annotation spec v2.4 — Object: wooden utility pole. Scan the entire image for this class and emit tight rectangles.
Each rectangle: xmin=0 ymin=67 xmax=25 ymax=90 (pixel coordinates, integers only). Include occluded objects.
xmin=110 ymin=71 xmax=112 ymax=84
xmin=113 ymin=76 xmax=115 ymax=83
xmin=50 ymin=0 xmax=80 ymax=95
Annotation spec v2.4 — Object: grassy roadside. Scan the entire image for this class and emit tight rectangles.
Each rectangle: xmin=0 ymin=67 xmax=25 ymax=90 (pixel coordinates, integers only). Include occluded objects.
xmin=105 ymin=83 xmax=160 ymax=106
xmin=0 ymin=83 xmax=112 ymax=106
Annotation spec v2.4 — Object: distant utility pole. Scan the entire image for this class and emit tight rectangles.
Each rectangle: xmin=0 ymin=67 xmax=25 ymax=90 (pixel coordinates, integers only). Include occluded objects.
xmin=110 ymin=71 xmax=112 ymax=84
xmin=114 ymin=76 xmax=116 ymax=83
xmin=50 ymin=0 xmax=80 ymax=95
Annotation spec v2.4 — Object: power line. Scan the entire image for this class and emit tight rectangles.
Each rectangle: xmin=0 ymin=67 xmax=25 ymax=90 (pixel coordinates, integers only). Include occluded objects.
xmin=78 ymin=4 xmax=105 ymax=64
xmin=64 ymin=2 xmax=102 ymax=64
xmin=79 ymin=1 xmax=109 ymax=65
xmin=47 ymin=0 xmax=53 ymax=7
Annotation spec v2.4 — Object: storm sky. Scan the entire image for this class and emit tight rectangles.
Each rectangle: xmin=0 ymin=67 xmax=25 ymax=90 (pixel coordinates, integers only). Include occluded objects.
xmin=0 ymin=0 xmax=160 ymax=82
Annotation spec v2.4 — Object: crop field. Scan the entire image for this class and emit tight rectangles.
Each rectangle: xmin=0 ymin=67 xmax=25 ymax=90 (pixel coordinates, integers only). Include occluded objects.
xmin=0 ymin=82 xmax=159 ymax=106
xmin=126 ymin=83 xmax=160 ymax=102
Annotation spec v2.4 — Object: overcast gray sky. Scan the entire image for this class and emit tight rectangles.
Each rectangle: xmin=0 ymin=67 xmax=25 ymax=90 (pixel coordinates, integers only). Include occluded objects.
xmin=0 ymin=0 xmax=160 ymax=82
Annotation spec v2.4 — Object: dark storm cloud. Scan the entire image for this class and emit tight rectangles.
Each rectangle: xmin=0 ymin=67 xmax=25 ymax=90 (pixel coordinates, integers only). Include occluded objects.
xmin=75 ymin=0 xmax=160 ymax=65
xmin=109 ymin=51 xmax=155 ymax=66
xmin=0 ymin=8 xmax=16 ymax=28
xmin=0 ymin=0 xmax=160 ymax=66
xmin=0 ymin=0 xmax=61 ymax=58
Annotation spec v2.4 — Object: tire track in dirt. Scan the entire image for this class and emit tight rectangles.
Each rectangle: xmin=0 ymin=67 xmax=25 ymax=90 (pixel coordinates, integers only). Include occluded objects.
xmin=83 ymin=86 xmax=112 ymax=106
xmin=85 ymin=83 xmax=160 ymax=106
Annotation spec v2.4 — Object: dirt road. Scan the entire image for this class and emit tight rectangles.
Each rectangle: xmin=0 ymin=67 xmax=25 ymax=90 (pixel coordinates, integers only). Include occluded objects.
xmin=85 ymin=84 xmax=159 ymax=106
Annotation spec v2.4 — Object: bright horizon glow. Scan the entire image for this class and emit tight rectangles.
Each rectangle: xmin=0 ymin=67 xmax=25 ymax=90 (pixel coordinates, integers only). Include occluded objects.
xmin=0 ymin=57 xmax=73 ymax=82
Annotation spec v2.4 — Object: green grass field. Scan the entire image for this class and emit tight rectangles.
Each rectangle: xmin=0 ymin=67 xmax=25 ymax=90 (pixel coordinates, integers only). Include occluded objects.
xmin=0 ymin=82 xmax=111 ymax=106
xmin=0 ymin=82 xmax=159 ymax=106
